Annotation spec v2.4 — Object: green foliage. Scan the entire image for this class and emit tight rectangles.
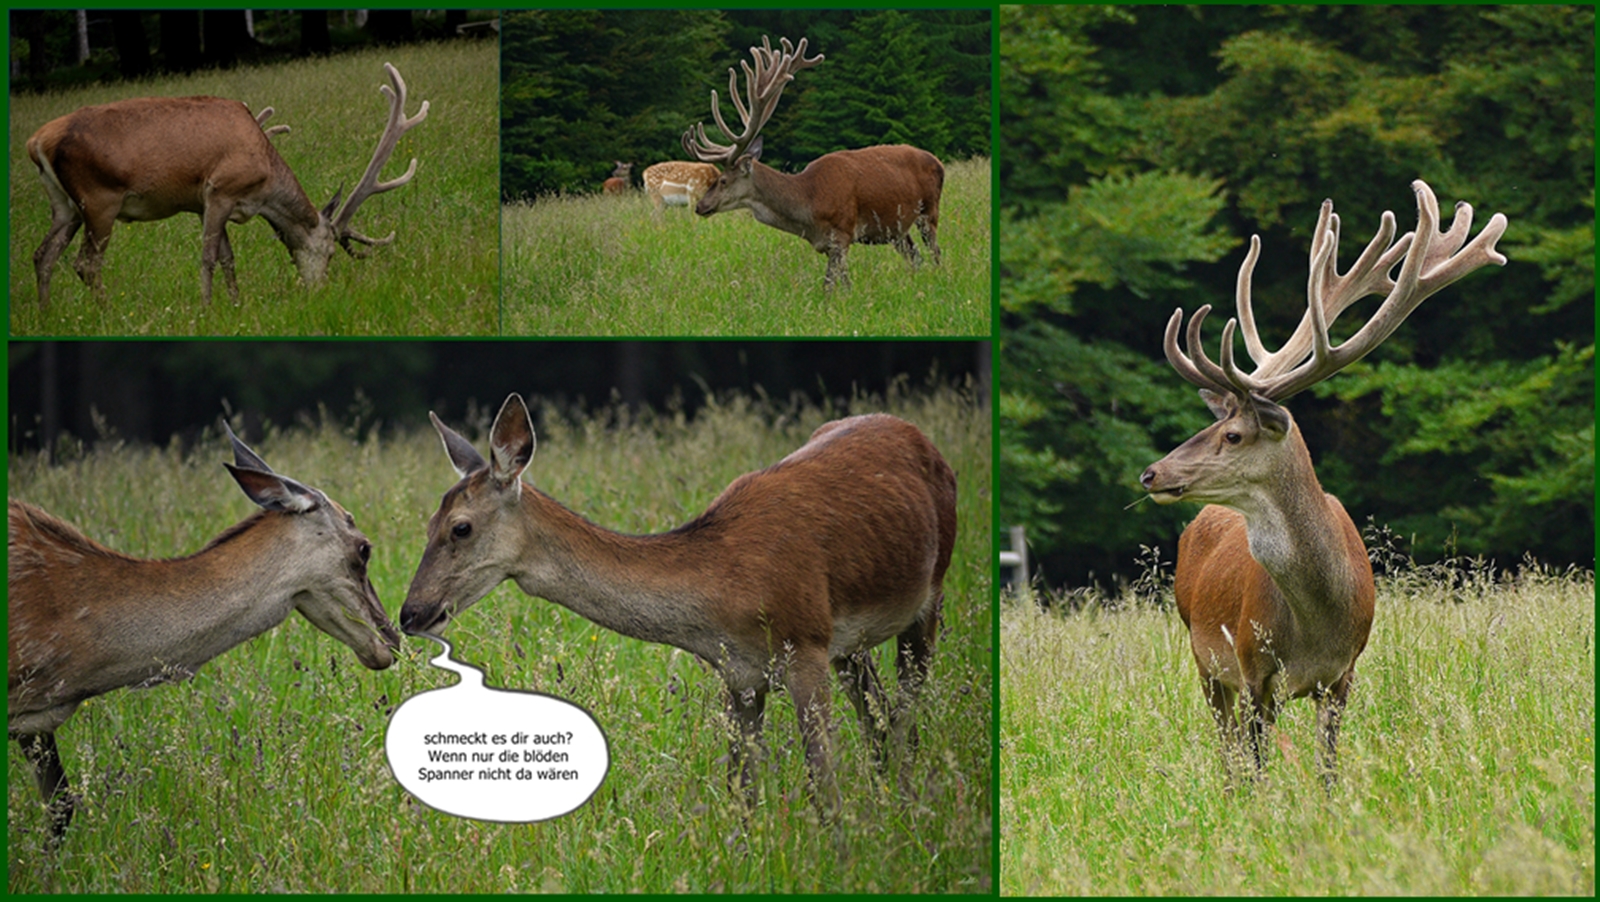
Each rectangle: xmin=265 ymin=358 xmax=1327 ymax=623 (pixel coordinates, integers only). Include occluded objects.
xmin=8 ymin=387 xmax=992 ymax=893
xmin=1002 ymin=563 xmax=1596 ymax=894
xmin=1001 ymin=5 xmax=1595 ymax=584
xmin=501 ymin=157 xmax=991 ymax=337
xmin=500 ymin=10 xmax=990 ymax=198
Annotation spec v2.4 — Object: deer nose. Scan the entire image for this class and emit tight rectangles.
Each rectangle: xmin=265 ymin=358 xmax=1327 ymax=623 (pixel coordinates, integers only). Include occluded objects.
xmin=1140 ymin=466 xmax=1158 ymax=490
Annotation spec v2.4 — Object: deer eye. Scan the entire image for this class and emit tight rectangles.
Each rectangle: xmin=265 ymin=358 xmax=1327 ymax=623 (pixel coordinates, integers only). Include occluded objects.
xmin=1225 ymin=431 xmax=1243 ymax=445
xmin=451 ymin=522 xmax=472 ymax=540
xmin=357 ymin=542 xmax=372 ymax=564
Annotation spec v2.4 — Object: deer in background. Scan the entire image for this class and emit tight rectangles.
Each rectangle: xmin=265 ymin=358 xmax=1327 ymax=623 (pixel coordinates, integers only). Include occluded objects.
xmin=642 ymin=160 xmax=718 ymax=216
xmin=1140 ymin=180 xmax=1508 ymax=785
xmin=8 ymin=426 xmax=401 ymax=840
xmin=683 ymin=36 xmax=944 ymax=291
xmin=26 ymin=62 xmax=429 ymax=308
xmin=400 ymin=394 xmax=956 ymax=818
xmin=602 ymin=160 xmax=633 ymax=194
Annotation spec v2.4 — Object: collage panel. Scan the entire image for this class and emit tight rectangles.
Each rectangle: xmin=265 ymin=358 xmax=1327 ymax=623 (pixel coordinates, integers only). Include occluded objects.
xmin=6 ymin=340 xmax=994 ymax=892
xmin=9 ymin=10 xmax=500 ymax=337
xmin=997 ymin=5 xmax=1593 ymax=896
xmin=499 ymin=9 xmax=992 ymax=338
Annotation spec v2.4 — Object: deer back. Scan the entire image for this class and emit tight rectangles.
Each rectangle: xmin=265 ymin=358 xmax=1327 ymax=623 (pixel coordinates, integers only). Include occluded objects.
xmin=757 ymin=145 xmax=944 ymax=241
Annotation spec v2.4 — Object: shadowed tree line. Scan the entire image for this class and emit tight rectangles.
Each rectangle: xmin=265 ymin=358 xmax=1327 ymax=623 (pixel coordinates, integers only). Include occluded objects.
xmin=7 ymin=341 xmax=989 ymax=457
xmin=10 ymin=9 xmax=496 ymax=90
xmin=500 ymin=8 xmax=991 ymax=199
xmin=1001 ymin=5 xmax=1593 ymax=585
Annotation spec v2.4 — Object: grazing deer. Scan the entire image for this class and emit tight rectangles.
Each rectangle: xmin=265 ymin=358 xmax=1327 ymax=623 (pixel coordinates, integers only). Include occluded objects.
xmin=1140 ymin=181 xmax=1508 ymax=785
xmin=641 ymin=160 xmax=718 ymax=215
xmin=682 ymin=36 xmax=944 ymax=290
xmin=602 ymin=160 xmax=633 ymax=194
xmin=26 ymin=62 xmax=429 ymax=308
xmin=7 ymin=426 xmax=401 ymax=839
xmin=400 ymin=394 xmax=956 ymax=817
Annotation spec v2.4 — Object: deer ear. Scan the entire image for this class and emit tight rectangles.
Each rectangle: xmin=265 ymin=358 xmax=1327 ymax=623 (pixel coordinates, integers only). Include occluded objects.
xmin=1198 ymin=389 xmax=1232 ymax=421
xmin=226 ymin=464 xmax=322 ymax=513
xmin=1250 ymin=395 xmax=1292 ymax=438
xmin=223 ymin=423 xmax=276 ymax=474
xmin=488 ymin=393 xmax=536 ymax=489
xmin=747 ymin=135 xmax=764 ymax=163
xmin=431 ymin=411 xmax=486 ymax=477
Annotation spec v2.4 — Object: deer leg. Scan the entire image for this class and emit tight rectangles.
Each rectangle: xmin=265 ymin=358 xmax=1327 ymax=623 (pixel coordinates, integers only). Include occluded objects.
xmin=724 ymin=683 xmax=766 ymax=810
xmin=33 ymin=214 xmax=81 ymax=310
xmin=72 ymin=202 xmax=119 ymax=300
xmin=1314 ymin=670 xmax=1355 ymax=788
xmin=823 ymin=236 xmax=852 ymax=292
xmin=833 ymin=652 xmax=890 ymax=768
xmin=892 ymin=232 xmax=923 ymax=269
xmin=786 ymin=647 xmax=841 ymax=820
xmin=199 ymin=202 xmax=237 ymax=305
xmin=217 ymin=227 xmax=240 ymax=303
xmin=16 ymin=732 xmax=74 ymax=841
xmin=918 ymin=213 xmax=941 ymax=267
xmin=892 ymin=597 xmax=941 ymax=759
xmin=1201 ymin=676 xmax=1248 ymax=785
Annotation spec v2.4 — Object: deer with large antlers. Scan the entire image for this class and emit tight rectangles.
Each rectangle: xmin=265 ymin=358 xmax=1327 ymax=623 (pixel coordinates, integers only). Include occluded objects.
xmin=8 ymin=426 xmax=400 ymax=840
xmin=400 ymin=394 xmax=956 ymax=818
xmin=26 ymin=62 xmax=429 ymax=307
xmin=683 ymin=36 xmax=944 ymax=290
xmin=1140 ymin=180 xmax=1508 ymax=785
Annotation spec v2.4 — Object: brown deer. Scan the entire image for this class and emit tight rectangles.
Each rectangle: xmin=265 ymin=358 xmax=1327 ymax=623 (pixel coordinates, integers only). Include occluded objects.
xmin=400 ymin=394 xmax=956 ymax=817
xmin=26 ymin=62 xmax=429 ymax=308
xmin=1140 ymin=181 xmax=1508 ymax=785
xmin=682 ymin=36 xmax=944 ymax=290
xmin=602 ymin=160 xmax=633 ymax=194
xmin=8 ymin=426 xmax=401 ymax=840
xmin=641 ymin=160 xmax=718 ymax=215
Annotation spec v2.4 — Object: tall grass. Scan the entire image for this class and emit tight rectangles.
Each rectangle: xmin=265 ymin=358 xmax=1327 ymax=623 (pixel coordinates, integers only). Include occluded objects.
xmin=7 ymin=385 xmax=992 ymax=893
xmin=1000 ymin=559 xmax=1595 ymax=895
xmin=501 ymin=157 xmax=991 ymax=337
xmin=9 ymin=42 xmax=499 ymax=337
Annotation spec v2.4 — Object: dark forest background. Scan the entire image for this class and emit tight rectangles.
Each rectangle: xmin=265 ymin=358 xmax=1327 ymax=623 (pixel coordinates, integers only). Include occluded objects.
xmin=7 ymin=342 xmax=989 ymax=457
xmin=1000 ymin=5 xmax=1593 ymax=586
xmin=500 ymin=9 xmax=992 ymax=199
xmin=9 ymin=9 xmax=497 ymax=89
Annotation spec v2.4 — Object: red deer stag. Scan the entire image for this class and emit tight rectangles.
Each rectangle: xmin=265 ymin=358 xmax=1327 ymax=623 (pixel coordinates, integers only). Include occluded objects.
xmin=400 ymin=394 xmax=956 ymax=817
xmin=641 ymin=160 xmax=718 ymax=215
xmin=1140 ymin=180 xmax=1508 ymax=785
xmin=8 ymin=426 xmax=401 ymax=840
xmin=602 ymin=160 xmax=633 ymax=194
xmin=26 ymin=62 xmax=429 ymax=308
xmin=682 ymin=36 xmax=944 ymax=290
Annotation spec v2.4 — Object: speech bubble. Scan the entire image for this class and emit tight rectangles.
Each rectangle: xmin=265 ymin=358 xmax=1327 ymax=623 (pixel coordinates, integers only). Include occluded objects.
xmin=385 ymin=634 xmax=609 ymax=822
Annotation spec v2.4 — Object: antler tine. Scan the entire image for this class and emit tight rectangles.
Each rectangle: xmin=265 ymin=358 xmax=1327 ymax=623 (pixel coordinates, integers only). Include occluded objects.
xmin=331 ymin=63 xmax=430 ymax=244
xmin=1163 ymin=305 xmax=1237 ymax=397
xmin=1256 ymin=180 xmax=1507 ymax=401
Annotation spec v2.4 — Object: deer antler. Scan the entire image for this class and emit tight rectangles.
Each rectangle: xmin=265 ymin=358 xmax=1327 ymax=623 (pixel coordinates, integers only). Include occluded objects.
xmin=254 ymin=106 xmax=291 ymax=138
xmin=330 ymin=63 xmax=430 ymax=255
xmin=1165 ymin=180 xmax=1508 ymax=404
xmin=682 ymin=36 xmax=823 ymax=166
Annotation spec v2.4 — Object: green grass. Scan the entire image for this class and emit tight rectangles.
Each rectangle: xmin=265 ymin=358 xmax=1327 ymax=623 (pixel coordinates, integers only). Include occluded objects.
xmin=7 ymin=386 xmax=992 ymax=893
xmin=501 ymin=156 xmax=991 ymax=337
xmin=9 ymin=42 xmax=499 ymax=336
xmin=1000 ymin=562 xmax=1595 ymax=895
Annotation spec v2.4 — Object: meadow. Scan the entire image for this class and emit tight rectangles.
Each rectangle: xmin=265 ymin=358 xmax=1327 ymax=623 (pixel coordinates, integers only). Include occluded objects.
xmin=500 ymin=156 xmax=992 ymax=337
xmin=1001 ymin=559 xmax=1595 ymax=895
xmin=8 ymin=41 xmax=499 ymax=337
xmin=7 ymin=385 xmax=993 ymax=893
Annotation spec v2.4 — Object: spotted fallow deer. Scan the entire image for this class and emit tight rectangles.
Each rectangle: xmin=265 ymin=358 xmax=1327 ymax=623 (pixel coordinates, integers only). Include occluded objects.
xmin=26 ymin=62 xmax=429 ymax=308
xmin=682 ymin=36 xmax=944 ymax=290
xmin=641 ymin=160 xmax=718 ymax=215
xmin=1139 ymin=180 xmax=1508 ymax=785
xmin=400 ymin=394 xmax=956 ymax=817
xmin=7 ymin=426 xmax=401 ymax=840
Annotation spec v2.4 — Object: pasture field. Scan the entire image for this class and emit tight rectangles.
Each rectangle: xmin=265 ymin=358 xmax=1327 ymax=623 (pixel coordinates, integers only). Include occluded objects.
xmin=8 ymin=41 xmax=499 ymax=337
xmin=1000 ymin=562 xmax=1595 ymax=895
xmin=7 ymin=385 xmax=992 ymax=893
xmin=501 ymin=156 xmax=991 ymax=337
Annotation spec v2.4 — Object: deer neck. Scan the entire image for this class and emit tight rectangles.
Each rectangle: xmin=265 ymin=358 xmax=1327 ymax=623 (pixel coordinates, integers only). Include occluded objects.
xmin=1234 ymin=427 xmax=1365 ymax=618
xmin=742 ymin=162 xmax=817 ymax=237
xmin=257 ymin=153 xmax=325 ymax=252
xmin=508 ymin=490 xmax=723 ymax=660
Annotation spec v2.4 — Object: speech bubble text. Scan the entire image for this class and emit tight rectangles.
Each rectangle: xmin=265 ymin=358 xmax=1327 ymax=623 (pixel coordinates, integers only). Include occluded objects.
xmin=386 ymin=634 xmax=609 ymax=822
